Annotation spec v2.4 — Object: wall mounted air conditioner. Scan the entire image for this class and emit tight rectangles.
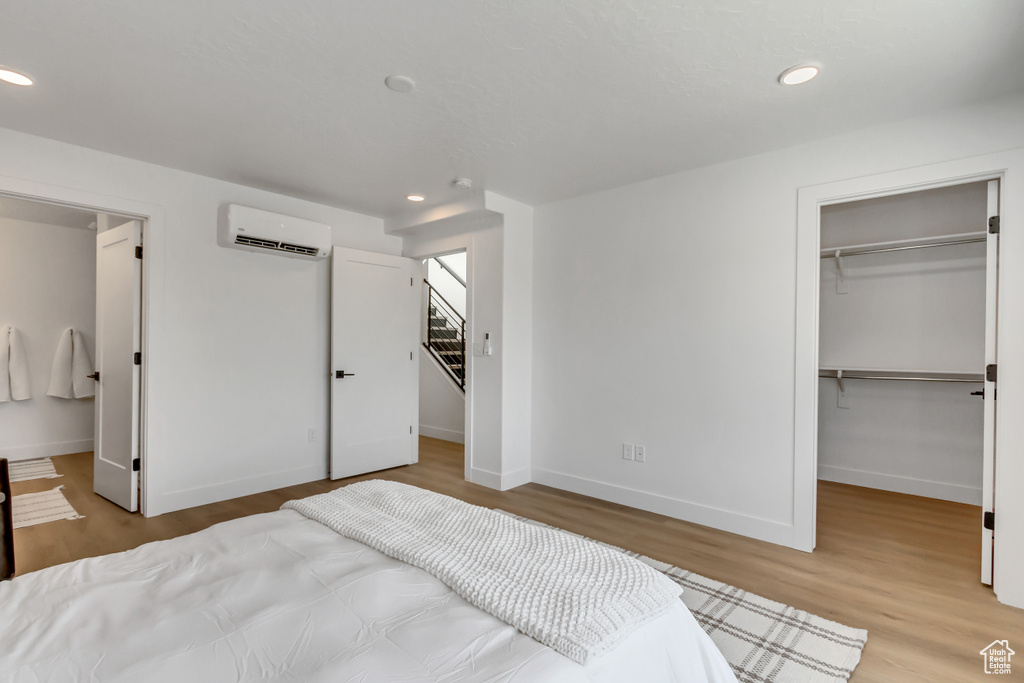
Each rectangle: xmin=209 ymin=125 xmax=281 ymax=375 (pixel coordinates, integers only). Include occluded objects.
xmin=220 ymin=204 xmax=331 ymax=259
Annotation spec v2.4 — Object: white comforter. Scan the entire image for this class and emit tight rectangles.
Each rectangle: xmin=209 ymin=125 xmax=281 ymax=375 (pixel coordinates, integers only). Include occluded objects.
xmin=0 ymin=510 xmax=737 ymax=682
xmin=284 ymin=480 xmax=683 ymax=665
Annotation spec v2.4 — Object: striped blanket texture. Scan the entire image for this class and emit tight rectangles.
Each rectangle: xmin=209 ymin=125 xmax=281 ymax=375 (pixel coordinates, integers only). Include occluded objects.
xmin=8 ymin=458 xmax=61 ymax=483
xmin=11 ymin=486 xmax=83 ymax=529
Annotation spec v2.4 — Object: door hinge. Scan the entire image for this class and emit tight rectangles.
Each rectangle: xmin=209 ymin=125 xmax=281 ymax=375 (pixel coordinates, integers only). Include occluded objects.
xmin=984 ymin=511 xmax=995 ymax=531
xmin=411 ymin=277 xmax=414 ymax=286
xmin=132 ymin=458 xmax=141 ymax=472
xmin=989 ymin=216 xmax=1000 ymax=234
xmin=134 ymin=352 xmax=141 ymax=365
xmin=410 ymin=425 xmax=413 ymax=434
xmin=987 ymin=364 xmax=997 ymax=382
xmin=135 ymin=245 xmax=143 ymax=259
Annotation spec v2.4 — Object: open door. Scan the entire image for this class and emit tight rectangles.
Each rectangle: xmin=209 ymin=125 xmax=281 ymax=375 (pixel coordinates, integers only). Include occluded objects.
xmin=981 ymin=179 xmax=1000 ymax=585
xmin=331 ymin=247 xmax=419 ymax=480
xmin=93 ymin=220 xmax=142 ymax=511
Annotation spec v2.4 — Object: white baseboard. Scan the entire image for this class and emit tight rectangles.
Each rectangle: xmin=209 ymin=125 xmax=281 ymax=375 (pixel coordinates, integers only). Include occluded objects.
xmin=0 ymin=439 xmax=94 ymax=462
xmin=470 ymin=467 xmax=502 ymax=490
xmin=146 ymin=463 xmax=328 ymax=517
xmin=470 ymin=466 xmax=531 ymax=491
xmin=818 ymin=464 xmax=982 ymax=505
xmin=501 ymin=467 xmax=531 ymax=490
xmin=420 ymin=425 xmax=465 ymax=444
xmin=532 ymin=467 xmax=796 ymax=548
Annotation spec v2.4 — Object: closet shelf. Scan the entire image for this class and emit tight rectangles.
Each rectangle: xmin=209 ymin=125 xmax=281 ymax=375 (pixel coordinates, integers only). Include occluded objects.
xmin=819 ymin=230 xmax=987 ymax=259
xmin=818 ymin=367 xmax=984 ymax=384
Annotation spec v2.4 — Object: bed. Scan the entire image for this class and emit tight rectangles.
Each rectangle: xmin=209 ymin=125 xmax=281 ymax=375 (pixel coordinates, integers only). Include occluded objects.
xmin=0 ymin=481 xmax=736 ymax=682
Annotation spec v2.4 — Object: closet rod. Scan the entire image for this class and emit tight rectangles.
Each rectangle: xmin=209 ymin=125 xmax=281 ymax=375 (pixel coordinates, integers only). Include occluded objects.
xmin=818 ymin=371 xmax=983 ymax=384
xmin=819 ymin=235 xmax=985 ymax=259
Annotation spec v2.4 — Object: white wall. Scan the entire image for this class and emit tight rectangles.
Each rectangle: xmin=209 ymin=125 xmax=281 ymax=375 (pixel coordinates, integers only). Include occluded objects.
xmin=0 ymin=217 xmax=96 ymax=460
xmin=531 ymin=93 xmax=1024 ymax=609
xmin=0 ymin=127 xmax=400 ymax=515
xmin=419 ymin=346 xmax=465 ymax=444
xmin=818 ymin=184 xmax=987 ymax=504
xmin=427 ymin=253 xmax=467 ymax=319
xmin=396 ymin=191 xmax=533 ymax=490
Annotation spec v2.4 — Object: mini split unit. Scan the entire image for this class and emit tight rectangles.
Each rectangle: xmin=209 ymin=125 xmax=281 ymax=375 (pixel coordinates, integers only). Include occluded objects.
xmin=219 ymin=204 xmax=331 ymax=259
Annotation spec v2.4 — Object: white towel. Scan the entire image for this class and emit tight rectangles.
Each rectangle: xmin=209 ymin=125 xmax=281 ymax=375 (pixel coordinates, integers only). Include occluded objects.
xmin=0 ymin=326 xmax=32 ymax=402
xmin=46 ymin=328 xmax=95 ymax=399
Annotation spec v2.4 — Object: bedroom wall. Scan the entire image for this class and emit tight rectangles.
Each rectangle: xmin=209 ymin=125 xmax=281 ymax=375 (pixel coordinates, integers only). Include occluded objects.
xmin=0 ymin=217 xmax=96 ymax=460
xmin=0 ymin=126 xmax=400 ymax=515
xmin=530 ymin=92 xmax=1024 ymax=608
xmin=419 ymin=346 xmax=466 ymax=444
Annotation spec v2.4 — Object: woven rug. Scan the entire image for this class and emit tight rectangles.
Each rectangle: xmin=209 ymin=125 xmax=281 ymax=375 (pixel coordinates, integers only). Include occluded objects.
xmin=498 ymin=511 xmax=867 ymax=682
xmin=11 ymin=486 xmax=84 ymax=529
xmin=8 ymin=457 xmax=62 ymax=483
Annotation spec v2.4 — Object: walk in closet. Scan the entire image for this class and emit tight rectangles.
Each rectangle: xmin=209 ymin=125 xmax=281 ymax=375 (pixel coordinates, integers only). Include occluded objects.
xmin=817 ymin=179 xmax=999 ymax=578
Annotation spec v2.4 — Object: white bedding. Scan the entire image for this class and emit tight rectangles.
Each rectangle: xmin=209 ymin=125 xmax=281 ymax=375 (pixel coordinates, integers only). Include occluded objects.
xmin=0 ymin=509 xmax=737 ymax=682
xmin=284 ymin=480 xmax=684 ymax=664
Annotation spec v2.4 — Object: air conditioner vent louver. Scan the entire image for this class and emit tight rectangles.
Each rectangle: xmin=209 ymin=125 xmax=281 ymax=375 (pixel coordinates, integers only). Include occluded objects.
xmin=220 ymin=205 xmax=331 ymax=260
xmin=235 ymin=235 xmax=281 ymax=250
xmin=279 ymin=242 xmax=319 ymax=256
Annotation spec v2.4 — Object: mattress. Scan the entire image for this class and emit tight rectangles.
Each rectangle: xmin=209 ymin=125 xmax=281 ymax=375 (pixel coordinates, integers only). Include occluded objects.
xmin=0 ymin=509 xmax=737 ymax=682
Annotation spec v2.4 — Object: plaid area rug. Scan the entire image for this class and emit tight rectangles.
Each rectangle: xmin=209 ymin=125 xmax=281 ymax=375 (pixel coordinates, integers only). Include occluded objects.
xmin=498 ymin=511 xmax=867 ymax=682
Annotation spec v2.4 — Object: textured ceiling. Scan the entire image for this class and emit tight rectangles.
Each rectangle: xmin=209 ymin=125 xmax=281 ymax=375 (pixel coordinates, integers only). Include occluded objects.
xmin=1 ymin=0 xmax=1023 ymax=218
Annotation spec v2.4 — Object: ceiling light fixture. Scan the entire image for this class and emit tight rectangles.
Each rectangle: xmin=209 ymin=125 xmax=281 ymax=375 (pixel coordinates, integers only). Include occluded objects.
xmin=407 ymin=194 xmax=425 ymax=202
xmin=0 ymin=68 xmax=33 ymax=86
xmin=385 ymin=75 xmax=416 ymax=94
xmin=778 ymin=64 xmax=819 ymax=86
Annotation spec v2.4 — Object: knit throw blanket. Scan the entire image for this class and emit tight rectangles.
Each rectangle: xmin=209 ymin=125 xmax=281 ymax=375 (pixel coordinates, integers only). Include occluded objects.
xmin=283 ymin=480 xmax=682 ymax=664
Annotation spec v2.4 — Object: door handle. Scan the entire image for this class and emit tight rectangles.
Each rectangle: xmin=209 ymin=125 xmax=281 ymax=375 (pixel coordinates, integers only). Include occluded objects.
xmin=335 ymin=370 xmax=355 ymax=379
xmin=87 ymin=372 xmax=100 ymax=381
xmin=971 ymin=390 xmax=984 ymax=398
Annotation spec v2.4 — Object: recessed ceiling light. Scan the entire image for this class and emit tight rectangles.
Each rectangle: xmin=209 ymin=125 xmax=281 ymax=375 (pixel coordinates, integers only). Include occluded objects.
xmin=407 ymin=194 xmax=425 ymax=202
xmin=385 ymin=75 xmax=416 ymax=94
xmin=778 ymin=65 xmax=819 ymax=86
xmin=0 ymin=68 xmax=33 ymax=86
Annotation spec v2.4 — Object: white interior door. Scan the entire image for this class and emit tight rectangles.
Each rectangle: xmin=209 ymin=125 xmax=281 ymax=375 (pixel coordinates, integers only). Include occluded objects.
xmin=331 ymin=247 xmax=419 ymax=480
xmin=93 ymin=220 xmax=142 ymax=511
xmin=981 ymin=179 xmax=1000 ymax=585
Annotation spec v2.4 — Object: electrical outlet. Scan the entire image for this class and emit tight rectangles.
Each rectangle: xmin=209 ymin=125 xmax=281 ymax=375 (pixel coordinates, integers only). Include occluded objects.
xmin=635 ymin=445 xmax=646 ymax=463
xmin=622 ymin=443 xmax=634 ymax=460
xmin=307 ymin=428 xmax=316 ymax=443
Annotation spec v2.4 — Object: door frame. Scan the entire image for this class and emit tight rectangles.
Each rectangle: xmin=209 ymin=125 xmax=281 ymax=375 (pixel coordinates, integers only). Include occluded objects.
xmin=0 ymin=175 xmax=156 ymax=515
xmin=407 ymin=244 xmax=475 ymax=484
xmin=795 ymin=158 xmax=1005 ymax=554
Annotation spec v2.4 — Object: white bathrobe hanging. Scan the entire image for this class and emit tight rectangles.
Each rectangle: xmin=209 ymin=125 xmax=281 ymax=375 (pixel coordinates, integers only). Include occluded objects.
xmin=46 ymin=328 xmax=95 ymax=399
xmin=0 ymin=326 xmax=32 ymax=402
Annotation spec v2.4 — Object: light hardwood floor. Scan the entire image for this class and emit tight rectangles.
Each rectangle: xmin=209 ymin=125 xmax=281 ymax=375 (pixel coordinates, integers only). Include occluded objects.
xmin=10 ymin=439 xmax=1024 ymax=681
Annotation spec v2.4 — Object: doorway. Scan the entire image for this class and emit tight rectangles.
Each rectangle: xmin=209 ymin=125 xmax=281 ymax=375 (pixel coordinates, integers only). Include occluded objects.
xmin=815 ymin=180 xmax=998 ymax=584
xmin=795 ymin=167 xmax=1002 ymax=585
xmin=0 ymin=192 xmax=146 ymax=513
xmin=420 ymin=251 xmax=468 ymax=449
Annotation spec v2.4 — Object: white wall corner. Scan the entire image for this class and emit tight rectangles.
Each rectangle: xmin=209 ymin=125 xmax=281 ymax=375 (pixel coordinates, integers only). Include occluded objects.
xmin=486 ymin=192 xmax=535 ymax=481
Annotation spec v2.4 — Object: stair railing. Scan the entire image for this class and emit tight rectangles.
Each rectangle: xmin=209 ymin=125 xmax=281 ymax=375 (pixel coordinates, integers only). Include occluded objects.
xmin=423 ymin=279 xmax=466 ymax=391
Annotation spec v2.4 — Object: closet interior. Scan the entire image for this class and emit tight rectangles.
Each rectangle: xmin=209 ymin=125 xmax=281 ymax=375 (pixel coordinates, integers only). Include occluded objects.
xmin=817 ymin=180 xmax=996 ymax=518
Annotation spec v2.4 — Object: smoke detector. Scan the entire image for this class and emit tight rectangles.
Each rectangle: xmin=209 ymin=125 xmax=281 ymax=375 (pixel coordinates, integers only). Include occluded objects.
xmin=454 ymin=178 xmax=473 ymax=190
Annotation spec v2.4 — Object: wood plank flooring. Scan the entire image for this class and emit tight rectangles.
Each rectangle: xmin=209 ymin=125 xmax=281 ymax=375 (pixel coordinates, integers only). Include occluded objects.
xmin=9 ymin=439 xmax=1024 ymax=681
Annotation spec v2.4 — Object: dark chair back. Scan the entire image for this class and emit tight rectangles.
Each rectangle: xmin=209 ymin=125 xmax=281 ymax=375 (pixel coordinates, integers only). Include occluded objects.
xmin=0 ymin=459 xmax=14 ymax=579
